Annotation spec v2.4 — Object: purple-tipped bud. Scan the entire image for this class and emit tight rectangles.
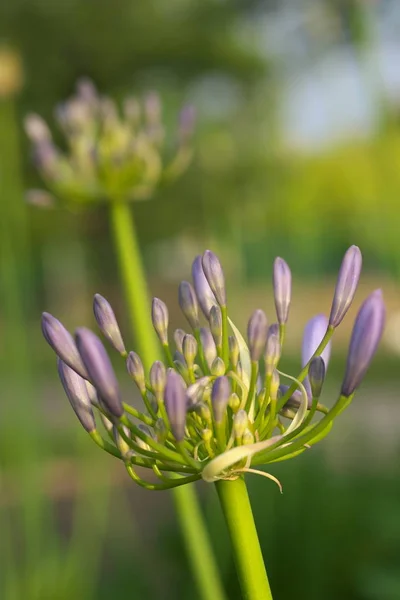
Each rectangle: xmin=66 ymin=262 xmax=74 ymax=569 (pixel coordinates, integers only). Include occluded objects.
xmin=229 ymin=335 xmax=239 ymax=368
xmin=200 ymin=327 xmax=217 ymax=369
xmin=329 ymin=245 xmax=362 ymax=328
xmin=179 ymin=281 xmax=199 ymax=329
xmin=202 ymin=250 xmax=226 ymax=307
xmin=308 ymin=356 xmax=325 ymax=399
xmin=57 ymin=359 xmax=96 ymax=432
xmin=273 ymin=257 xmax=291 ymax=324
xmin=265 ymin=329 xmax=281 ymax=376
xmin=341 ymin=290 xmax=386 ymax=396
xmin=209 ymin=305 xmax=222 ymax=348
xmin=211 ymin=376 xmax=231 ymax=423
xmin=247 ymin=309 xmax=268 ymax=362
xmin=42 ymin=313 xmax=88 ymax=379
xmin=75 ymin=327 xmax=122 ymax=417
xmin=126 ymin=351 xmax=146 ymax=393
xmin=182 ymin=334 xmax=198 ymax=369
xmin=192 ymin=255 xmax=218 ymax=317
xmin=93 ymin=294 xmax=126 ymax=355
xmin=211 ymin=357 xmax=225 ymax=376
xmin=149 ymin=361 xmax=166 ymax=396
xmin=302 ymin=314 xmax=331 ymax=368
xmin=281 ymin=385 xmax=311 ymax=410
xmin=164 ymin=371 xmax=187 ymax=441
xmin=174 ymin=329 xmax=186 ymax=353
xmin=152 ymin=298 xmax=169 ymax=345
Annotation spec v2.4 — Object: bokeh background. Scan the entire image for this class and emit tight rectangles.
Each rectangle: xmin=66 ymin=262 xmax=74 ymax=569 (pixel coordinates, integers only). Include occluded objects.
xmin=1 ymin=1 xmax=400 ymax=598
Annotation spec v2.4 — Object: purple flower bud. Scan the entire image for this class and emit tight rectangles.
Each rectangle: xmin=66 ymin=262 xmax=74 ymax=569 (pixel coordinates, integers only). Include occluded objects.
xmin=247 ymin=309 xmax=268 ymax=362
xmin=164 ymin=370 xmax=187 ymax=441
xmin=192 ymin=255 xmax=218 ymax=317
xmin=308 ymin=356 xmax=325 ymax=398
xmin=341 ymin=290 xmax=386 ymax=396
xmin=209 ymin=305 xmax=222 ymax=348
xmin=329 ymin=245 xmax=362 ymax=328
xmin=273 ymin=257 xmax=291 ymax=324
xmin=149 ymin=361 xmax=166 ymax=396
xmin=75 ymin=327 xmax=122 ymax=417
xmin=211 ymin=376 xmax=231 ymax=423
xmin=178 ymin=281 xmax=199 ymax=329
xmin=265 ymin=329 xmax=281 ymax=376
xmin=152 ymin=298 xmax=169 ymax=345
xmin=182 ymin=334 xmax=198 ymax=369
xmin=126 ymin=351 xmax=146 ymax=393
xmin=279 ymin=384 xmax=310 ymax=409
xmin=268 ymin=323 xmax=279 ymax=338
xmin=200 ymin=327 xmax=217 ymax=369
xmin=57 ymin=359 xmax=96 ymax=432
xmin=302 ymin=314 xmax=331 ymax=399
xmin=202 ymin=250 xmax=226 ymax=307
xmin=93 ymin=294 xmax=126 ymax=355
xmin=174 ymin=328 xmax=186 ymax=353
xmin=42 ymin=312 xmax=88 ymax=379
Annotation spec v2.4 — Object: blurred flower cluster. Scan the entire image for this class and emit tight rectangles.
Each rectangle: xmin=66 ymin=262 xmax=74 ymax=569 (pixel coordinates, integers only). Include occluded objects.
xmin=42 ymin=246 xmax=385 ymax=491
xmin=25 ymin=78 xmax=195 ymax=208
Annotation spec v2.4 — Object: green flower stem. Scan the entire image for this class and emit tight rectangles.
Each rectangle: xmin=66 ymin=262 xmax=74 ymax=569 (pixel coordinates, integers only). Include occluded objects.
xmin=109 ymin=199 xmax=226 ymax=600
xmin=216 ymin=477 xmax=273 ymax=600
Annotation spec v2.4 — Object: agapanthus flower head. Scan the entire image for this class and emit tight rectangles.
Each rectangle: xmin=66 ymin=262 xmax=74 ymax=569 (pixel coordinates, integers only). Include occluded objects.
xmin=25 ymin=78 xmax=195 ymax=207
xmin=44 ymin=247 xmax=385 ymax=492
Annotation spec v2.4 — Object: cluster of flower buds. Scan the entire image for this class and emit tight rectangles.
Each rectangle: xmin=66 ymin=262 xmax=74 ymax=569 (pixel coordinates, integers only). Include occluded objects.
xmin=25 ymin=78 xmax=195 ymax=207
xmin=42 ymin=245 xmax=385 ymax=491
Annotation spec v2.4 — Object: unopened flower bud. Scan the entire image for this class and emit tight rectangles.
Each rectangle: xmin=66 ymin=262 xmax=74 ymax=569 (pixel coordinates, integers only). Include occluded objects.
xmin=192 ymin=255 xmax=218 ymax=317
xmin=179 ymin=281 xmax=199 ymax=329
xmin=211 ymin=376 xmax=230 ymax=423
xmin=126 ymin=351 xmax=146 ymax=393
xmin=149 ymin=361 xmax=166 ymax=396
xmin=273 ymin=257 xmax=291 ymax=325
xmin=182 ymin=334 xmax=198 ymax=369
xmin=136 ymin=424 xmax=154 ymax=451
xmin=308 ymin=356 xmax=325 ymax=399
xmin=211 ymin=357 xmax=226 ymax=376
xmin=228 ymin=392 xmax=241 ymax=413
xmin=265 ymin=330 xmax=280 ymax=376
xmin=57 ymin=359 xmax=96 ymax=432
xmin=174 ymin=352 xmax=189 ymax=381
xmin=302 ymin=314 xmax=331 ymax=368
xmin=341 ymin=290 xmax=385 ymax=396
xmin=152 ymin=298 xmax=169 ymax=345
xmin=174 ymin=328 xmax=186 ymax=353
xmin=200 ymin=327 xmax=217 ymax=369
xmin=247 ymin=309 xmax=268 ymax=362
xmin=75 ymin=328 xmax=123 ymax=417
xmin=229 ymin=335 xmax=239 ymax=368
xmin=42 ymin=312 xmax=88 ymax=379
xmin=187 ymin=377 xmax=209 ymax=408
xmin=113 ymin=425 xmax=132 ymax=458
xmin=202 ymin=250 xmax=226 ymax=307
xmin=209 ymin=305 xmax=222 ymax=348
xmin=329 ymin=245 xmax=362 ymax=328
xmin=201 ymin=428 xmax=213 ymax=443
xmin=242 ymin=428 xmax=254 ymax=445
xmin=164 ymin=371 xmax=187 ymax=441
xmin=93 ymin=294 xmax=126 ymax=355
xmin=233 ymin=409 xmax=248 ymax=439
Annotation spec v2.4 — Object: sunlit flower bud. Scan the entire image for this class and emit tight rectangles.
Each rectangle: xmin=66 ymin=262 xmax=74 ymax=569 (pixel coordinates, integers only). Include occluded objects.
xmin=242 ymin=429 xmax=254 ymax=445
xmin=179 ymin=281 xmax=199 ymax=330
xmin=174 ymin=328 xmax=186 ymax=353
xmin=302 ymin=314 xmax=331 ymax=368
xmin=270 ymin=370 xmax=280 ymax=401
xmin=228 ymin=392 xmax=241 ymax=413
xmin=164 ymin=370 xmax=187 ymax=442
xmin=341 ymin=290 xmax=386 ymax=396
xmin=209 ymin=305 xmax=222 ymax=348
xmin=264 ymin=329 xmax=280 ymax=376
xmin=200 ymin=327 xmax=217 ymax=369
xmin=211 ymin=357 xmax=226 ymax=377
xmin=202 ymin=250 xmax=226 ymax=307
xmin=273 ymin=257 xmax=291 ymax=324
xmin=57 ymin=359 xmax=96 ymax=432
xmin=126 ymin=351 xmax=146 ymax=394
xmin=75 ymin=327 xmax=123 ymax=418
xmin=113 ymin=425 xmax=132 ymax=458
xmin=182 ymin=334 xmax=198 ymax=369
xmin=229 ymin=335 xmax=239 ymax=368
xmin=24 ymin=113 xmax=51 ymax=142
xmin=308 ymin=356 xmax=325 ymax=399
xmin=42 ymin=312 xmax=88 ymax=379
xmin=192 ymin=255 xmax=218 ymax=317
xmin=93 ymin=294 xmax=126 ymax=355
xmin=201 ymin=428 xmax=213 ymax=442
xmin=247 ymin=309 xmax=268 ymax=362
xmin=233 ymin=409 xmax=248 ymax=439
xmin=329 ymin=246 xmax=362 ymax=328
xmin=154 ymin=418 xmax=168 ymax=444
xmin=150 ymin=361 xmax=166 ymax=396
xmin=211 ymin=376 xmax=230 ymax=423
xmin=151 ymin=298 xmax=169 ymax=345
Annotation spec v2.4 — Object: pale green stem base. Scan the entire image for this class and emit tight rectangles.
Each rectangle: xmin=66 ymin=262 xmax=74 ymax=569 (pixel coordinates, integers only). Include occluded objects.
xmin=109 ymin=200 xmax=226 ymax=600
xmin=216 ymin=477 xmax=273 ymax=600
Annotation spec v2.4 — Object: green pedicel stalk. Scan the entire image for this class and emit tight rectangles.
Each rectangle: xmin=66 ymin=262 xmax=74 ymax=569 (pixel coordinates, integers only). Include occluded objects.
xmin=109 ymin=200 xmax=226 ymax=600
xmin=216 ymin=478 xmax=273 ymax=600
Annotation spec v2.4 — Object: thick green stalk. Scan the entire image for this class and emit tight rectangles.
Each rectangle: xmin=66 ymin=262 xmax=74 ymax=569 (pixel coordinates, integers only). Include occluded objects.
xmin=109 ymin=200 xmax=226 ymax=600
xmin=216 ymin=477 xmax=273 ymax=600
